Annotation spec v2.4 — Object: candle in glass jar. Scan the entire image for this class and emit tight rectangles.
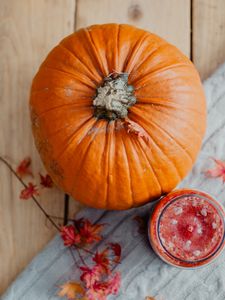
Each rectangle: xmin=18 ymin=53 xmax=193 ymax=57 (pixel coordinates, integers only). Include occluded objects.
xmin=149 ymin=189 xmax=225 ymax=268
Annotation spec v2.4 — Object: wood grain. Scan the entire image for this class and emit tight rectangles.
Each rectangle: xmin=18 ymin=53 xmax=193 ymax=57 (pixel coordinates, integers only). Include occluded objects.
xmin=2 ymin=0 xmax=225 ymax=295
xmin=0 ymin=0 xmax=77 ymax=294
xmin=193 ymin=0 xmax=225 ymax=79
xmin=76 ymin=0 xmax=191 ymax=56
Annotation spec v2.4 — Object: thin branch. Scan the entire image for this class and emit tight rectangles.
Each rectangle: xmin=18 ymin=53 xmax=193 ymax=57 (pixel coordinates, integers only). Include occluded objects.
xmin=0 ymin=156 xmax=60 ymax=231
xmin=69 ymin=247 xmax=79 ymax=269
xmin=75 ymin=244 xmax=95 ymax=256
xmin=74 ymin=245 xmax=87 ymax=267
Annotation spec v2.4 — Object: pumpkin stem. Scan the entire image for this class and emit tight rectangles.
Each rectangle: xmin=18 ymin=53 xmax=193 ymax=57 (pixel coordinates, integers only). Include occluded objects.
xmin=93 ymin=73 xmax=136 ymax=120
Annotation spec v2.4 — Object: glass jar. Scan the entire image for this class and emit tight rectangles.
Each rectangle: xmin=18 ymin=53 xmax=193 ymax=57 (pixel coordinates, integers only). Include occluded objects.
xmin=149 ymin=189 xmax=225 ymax=268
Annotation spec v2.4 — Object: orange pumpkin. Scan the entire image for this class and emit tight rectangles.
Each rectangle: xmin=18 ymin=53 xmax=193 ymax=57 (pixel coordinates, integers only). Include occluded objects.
xmin=30 ymin=24 xmax=206 ymax=210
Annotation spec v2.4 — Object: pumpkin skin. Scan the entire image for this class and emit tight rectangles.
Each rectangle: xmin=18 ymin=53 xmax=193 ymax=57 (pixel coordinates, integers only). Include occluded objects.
xmin=30 ymin=24 xmax=206 ymax=210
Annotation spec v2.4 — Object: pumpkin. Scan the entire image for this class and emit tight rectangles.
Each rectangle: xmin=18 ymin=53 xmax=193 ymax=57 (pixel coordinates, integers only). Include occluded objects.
xmin=30 ymin=24 xmax=206 ymax=210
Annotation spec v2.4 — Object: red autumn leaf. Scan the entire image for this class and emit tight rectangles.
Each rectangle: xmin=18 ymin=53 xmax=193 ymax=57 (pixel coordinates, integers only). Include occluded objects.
xmin=16 ymin=157 xmax=32 ymax=178
xmin=86 ymin=272 xmax=121 ymax=300
xmin=20 ymin=182 xmax=39 ymax=200
xmin=61 ymin=225 xmax=81 ymax=246
xmin=58 ymin=281 xmax=86 ymax=300
xmin=79 ymin=219 xmax=104 ymax=245
xmin=39 ymin=173 xmax=54 ymax=188
xmin=105 ymin=272 xmax=121 ymax=295
xmin=93 ymin=248 xmax=110 ymax=274
xmin=123 ymin=118 xmax=150 ymax=143
xmin=205 ymin=158 xmax=225 ymax=182
xmin=108 ymin=243 xmax=121 ymax=264
xmin=80 ymin=265 xmax=102 ymax=288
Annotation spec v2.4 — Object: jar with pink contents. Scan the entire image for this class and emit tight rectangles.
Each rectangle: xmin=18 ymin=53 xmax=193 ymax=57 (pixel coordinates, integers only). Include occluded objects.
xmin=149 ymin=189 xmax=225 ymax=268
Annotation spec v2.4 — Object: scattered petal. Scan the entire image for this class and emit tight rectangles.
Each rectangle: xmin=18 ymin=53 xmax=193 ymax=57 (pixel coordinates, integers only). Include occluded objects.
xmin=61 ymin=225 xmax=81 ymax=246
xmin=58 ymin=282 xmax=85 ymax=300
xmin=20 ymin=182 xmax=39 ymax=200
xmin=39 ymin=173 xmax=53 ymax=188
xmin=16 ymin=157 xmax=32 ymax=178
xmin=205 ymin=158 xmax=225 ymax=182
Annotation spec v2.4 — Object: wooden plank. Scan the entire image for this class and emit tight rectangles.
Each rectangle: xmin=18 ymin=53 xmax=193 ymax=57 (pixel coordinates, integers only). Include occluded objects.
xmin=0 ymin=0 xmax=77 ymax=294
xmin=76 ymin=0 xmax=191 ymax=56
xmin=193 ymin=0 xmax=225 ymax=79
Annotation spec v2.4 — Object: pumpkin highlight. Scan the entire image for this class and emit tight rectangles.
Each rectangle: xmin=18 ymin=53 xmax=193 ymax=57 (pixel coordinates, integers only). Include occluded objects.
xmin=30 ymin=24 xmax=206 ymax=210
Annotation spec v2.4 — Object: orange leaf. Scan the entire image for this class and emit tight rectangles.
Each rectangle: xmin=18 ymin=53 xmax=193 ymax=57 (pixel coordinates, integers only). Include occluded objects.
xmin=16 ymin=157 xmax=32 ymax=178
xmin=20 ymin=182 xmax=39 ymax=200
xmin=145 ymin=297 xmax=156 ymax=300
xmin=58 ymin=282 xmax=86 ymax=300
xmin=205 ymin=158 xmax=225 ymax=182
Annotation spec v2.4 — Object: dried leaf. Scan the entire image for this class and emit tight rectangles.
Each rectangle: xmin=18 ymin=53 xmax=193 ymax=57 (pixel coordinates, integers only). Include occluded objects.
xmin=205 ymin=158 xmax=225 ymax=182
xmin=39 ymin=173 xmax=53 ymax=188
xmin=79 ymin=219 xmax=104 ymax=245
xmin=20 ymin=182 xmax=39 ymax=200
xmin=16 ymin=157 xmax=32 ymax=178
xmin=123 ymin=118 xmax=150 ymax=143
xmin=58 ymin=282 xmax=85 ymax=300
xmin=145 ymin=297 xmax=156 ymax=300
xmin=61 ymin=225 xmax=81 ymax=246
xmin=108 ymin=243 xmax=121 ymax=264
xmin=105 ymin=272 xmax=121 ymax=295
xmin=86 ymin=272 xmax=121 ymax=300
xmin=80 ymin=265 xmax=102 ymax=288
xmin=93 ymin=248 xmax=110 ymax=274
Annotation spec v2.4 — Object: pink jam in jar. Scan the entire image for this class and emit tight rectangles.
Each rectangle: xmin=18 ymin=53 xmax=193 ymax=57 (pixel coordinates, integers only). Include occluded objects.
xmin=149 ymin=189 xmax=225 ymax=268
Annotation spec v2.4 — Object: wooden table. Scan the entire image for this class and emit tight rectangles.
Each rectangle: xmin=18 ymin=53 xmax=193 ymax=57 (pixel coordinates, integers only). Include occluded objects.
xmin=1 ymin=0 xmax=225 ymax=295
